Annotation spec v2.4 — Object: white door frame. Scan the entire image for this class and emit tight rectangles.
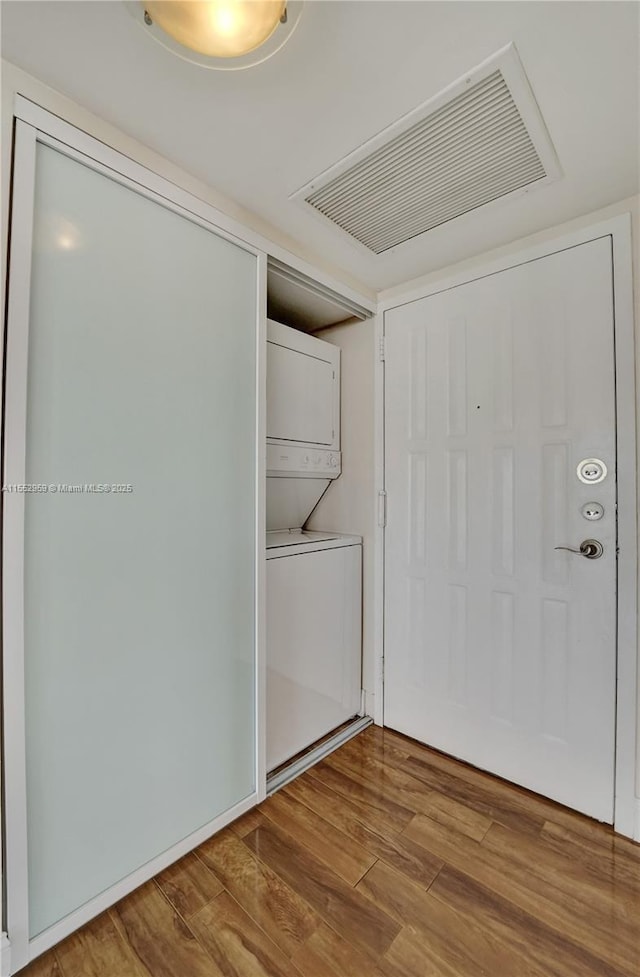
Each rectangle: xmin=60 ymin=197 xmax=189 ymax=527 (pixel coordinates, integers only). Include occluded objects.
xmin=2 ymin=106 xmax=268 ymax=974
xmin=375 ymin=214 xmax=638 ymax=840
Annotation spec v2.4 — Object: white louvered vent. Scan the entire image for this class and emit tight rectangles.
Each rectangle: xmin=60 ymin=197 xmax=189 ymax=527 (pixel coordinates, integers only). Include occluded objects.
xmin=293 ymin=45 xmax=560 ymax=255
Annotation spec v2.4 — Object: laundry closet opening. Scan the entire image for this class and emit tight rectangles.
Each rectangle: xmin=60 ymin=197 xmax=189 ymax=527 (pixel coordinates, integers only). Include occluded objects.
xmin=265 ymin=260 xmax=373 ymax=790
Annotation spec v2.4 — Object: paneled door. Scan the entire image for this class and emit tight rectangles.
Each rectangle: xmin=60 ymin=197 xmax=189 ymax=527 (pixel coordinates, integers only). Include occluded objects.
xmin=384 ymin=237 xmax=617 ymax=821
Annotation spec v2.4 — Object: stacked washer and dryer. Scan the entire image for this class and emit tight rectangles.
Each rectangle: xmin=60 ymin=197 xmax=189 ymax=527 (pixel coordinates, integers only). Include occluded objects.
xmin=266 ymin=319 xmax=363 ymax=773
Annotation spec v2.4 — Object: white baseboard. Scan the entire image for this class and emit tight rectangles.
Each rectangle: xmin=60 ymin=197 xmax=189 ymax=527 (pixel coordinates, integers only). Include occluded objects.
xmin=634 ymin=797 xmax=640 ymax=843
xmin=1 ymin=933 xmax=11 ymax=977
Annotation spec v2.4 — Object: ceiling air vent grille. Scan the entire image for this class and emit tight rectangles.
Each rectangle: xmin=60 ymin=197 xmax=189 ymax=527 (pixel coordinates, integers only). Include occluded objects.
xmin=294 ymin=45 xmax=559 ymax=254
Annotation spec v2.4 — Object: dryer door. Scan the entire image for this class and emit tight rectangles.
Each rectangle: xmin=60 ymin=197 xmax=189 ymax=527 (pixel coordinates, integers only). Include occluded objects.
xmin=267 ymin=342 xmax=336 ymax=445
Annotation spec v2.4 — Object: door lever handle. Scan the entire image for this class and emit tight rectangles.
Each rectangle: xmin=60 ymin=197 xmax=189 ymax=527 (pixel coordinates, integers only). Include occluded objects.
xmin=554 ymin=539 xmax=603 ymax=559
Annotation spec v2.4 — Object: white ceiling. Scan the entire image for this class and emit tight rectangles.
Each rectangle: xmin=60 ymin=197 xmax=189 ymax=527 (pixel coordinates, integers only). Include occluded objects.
xmin=2 ymin=1 xmax=638 ymax=294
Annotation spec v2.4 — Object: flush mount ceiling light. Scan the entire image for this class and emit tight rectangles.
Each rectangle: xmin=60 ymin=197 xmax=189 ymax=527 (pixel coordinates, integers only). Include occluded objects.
xmin=127 ymin=1 xmax=303 ymax=69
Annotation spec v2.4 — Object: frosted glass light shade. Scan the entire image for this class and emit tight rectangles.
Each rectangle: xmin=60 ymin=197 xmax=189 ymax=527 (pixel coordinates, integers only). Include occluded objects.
xmin=145 ymin=0 xmax=286 ymax=58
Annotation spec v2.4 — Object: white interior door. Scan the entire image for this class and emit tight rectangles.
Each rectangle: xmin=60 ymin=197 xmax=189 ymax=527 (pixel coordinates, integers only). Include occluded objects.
xmin=384 ymin=237 xmax=617 ymax=822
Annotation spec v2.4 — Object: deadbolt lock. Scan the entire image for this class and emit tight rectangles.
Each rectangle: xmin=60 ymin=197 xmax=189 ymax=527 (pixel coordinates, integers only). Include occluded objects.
xmin=581 ymin=502 xmax=604 ymax=521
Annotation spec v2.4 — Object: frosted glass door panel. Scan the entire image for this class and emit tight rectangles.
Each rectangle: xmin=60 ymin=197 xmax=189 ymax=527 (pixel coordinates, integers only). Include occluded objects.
xmin=24 ymin=143 xmax=257 ymax=937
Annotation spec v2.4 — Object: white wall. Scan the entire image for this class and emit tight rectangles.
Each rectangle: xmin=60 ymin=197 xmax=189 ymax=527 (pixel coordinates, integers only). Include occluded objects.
xmin=380 ymin=195 xmax=640 ymax=326
xmin=305 ymin=318 xmax=377 ymax=712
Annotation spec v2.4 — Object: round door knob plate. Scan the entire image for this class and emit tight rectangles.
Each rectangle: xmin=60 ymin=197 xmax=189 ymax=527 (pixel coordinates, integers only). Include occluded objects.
xmin=580 ymin=539 xmax=604 ymax=559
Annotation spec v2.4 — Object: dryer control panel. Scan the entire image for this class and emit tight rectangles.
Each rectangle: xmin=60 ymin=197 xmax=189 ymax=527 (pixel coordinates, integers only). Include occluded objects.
xmin=266 ymin=443 xmax=341 ymax=478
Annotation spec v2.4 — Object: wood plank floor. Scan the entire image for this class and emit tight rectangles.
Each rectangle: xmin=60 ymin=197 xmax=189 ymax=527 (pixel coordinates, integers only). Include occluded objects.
xmin=19 ymin=726 xmax=640 ymax=977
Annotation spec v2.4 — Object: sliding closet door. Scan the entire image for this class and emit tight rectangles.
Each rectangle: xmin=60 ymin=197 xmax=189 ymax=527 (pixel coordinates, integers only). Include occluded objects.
xmin=11 ymin=140 xmax=258 ymax=939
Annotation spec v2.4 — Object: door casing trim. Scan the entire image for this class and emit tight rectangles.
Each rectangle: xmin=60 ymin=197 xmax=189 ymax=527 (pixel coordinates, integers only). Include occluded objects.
xmin=375 ymin=213 xmax=638 ymax=839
